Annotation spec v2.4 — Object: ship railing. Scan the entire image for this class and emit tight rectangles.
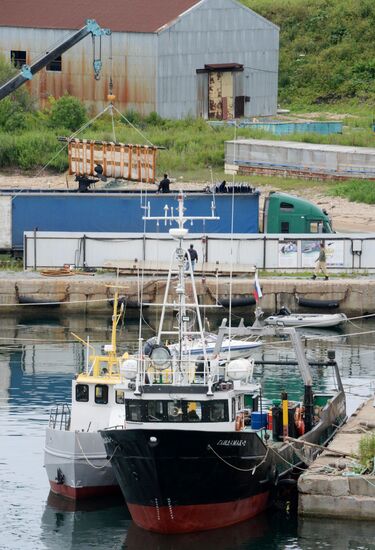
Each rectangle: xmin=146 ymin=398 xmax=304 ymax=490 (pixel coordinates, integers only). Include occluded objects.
xmin=137 ymin=355 xmax=220 ymax=387
xmin=49 ymin=404 xmax=71 ymax=431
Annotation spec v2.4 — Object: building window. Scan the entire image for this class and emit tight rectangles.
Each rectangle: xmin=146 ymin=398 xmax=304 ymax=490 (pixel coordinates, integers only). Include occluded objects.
xmin=76 ymin=384 xmax=89 ymax=402
xmin=47 ymin=56 xmax=62 ymax=72
xmin=95 ymin=384 xmax=108 ymax=404
xmin=11 ymin=50 xmax=26 ymax=69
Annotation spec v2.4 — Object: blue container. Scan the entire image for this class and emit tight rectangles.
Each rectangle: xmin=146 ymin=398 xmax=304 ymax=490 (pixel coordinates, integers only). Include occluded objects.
xmin=251 ymin=411 xmax=268 ymax=430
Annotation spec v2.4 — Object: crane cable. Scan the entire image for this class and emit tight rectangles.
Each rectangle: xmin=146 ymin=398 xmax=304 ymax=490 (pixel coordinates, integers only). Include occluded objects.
xmin=108 ymin=33 xmax=117 ymax=143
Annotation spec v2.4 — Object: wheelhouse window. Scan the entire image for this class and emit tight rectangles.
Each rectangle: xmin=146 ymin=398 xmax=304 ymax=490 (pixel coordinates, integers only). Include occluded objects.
xmin=125 ymin=399 xmax=228 ymax=423
xmin=76 ymin=384 xmax=89 ymax=402
xmin=127 ymin=401 xmax=143 ymax=422
xmin=187 ymin=401 xmax=202 ymax=422
xmin=47 ymin=55 xmax=62 ymax=72
xmin=209 ymin=401 xmax=226 ymax=421
xmin=148 ymin=400 xmax=165 ymax=422
xmin=11 ymin=50 xmax=26 ymax=68
xmin=95 ymin=384 xmax=108 ymax=404
xmin=115 ymin=390 xmax=125 ymax=404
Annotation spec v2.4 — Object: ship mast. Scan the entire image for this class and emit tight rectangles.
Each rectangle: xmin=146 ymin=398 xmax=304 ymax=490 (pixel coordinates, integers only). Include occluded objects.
xmin=143 ymin=191 xmax=219 ymax=366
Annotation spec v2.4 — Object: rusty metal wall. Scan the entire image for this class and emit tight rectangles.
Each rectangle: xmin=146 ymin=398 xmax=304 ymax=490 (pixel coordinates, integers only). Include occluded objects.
xmin=0 ymin=27 xmax=157 ymax=114
xmin=0 ymin=0 xmax=279 ymax=119
xmin=157 ymin=0 xmax=279 ymax=118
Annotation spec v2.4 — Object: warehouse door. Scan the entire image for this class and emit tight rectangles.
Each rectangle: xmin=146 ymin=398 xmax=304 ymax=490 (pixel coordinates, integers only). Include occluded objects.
xmin=197 ymin=64 xmax=244 ymax=120
xmin=208 ymin=71 xmax=234 ymax=120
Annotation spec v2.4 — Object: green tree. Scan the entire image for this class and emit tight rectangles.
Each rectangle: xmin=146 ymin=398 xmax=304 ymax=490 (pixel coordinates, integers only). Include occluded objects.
xmin=48 ymin=94 xmax=87 ymax=132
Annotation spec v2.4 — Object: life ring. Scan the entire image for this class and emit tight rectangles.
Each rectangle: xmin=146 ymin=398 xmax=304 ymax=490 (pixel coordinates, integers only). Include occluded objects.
xmin=294 ymin=406 xmax=305 ymax=436
xmin=235 ymin=413 xmax=244 ymax=432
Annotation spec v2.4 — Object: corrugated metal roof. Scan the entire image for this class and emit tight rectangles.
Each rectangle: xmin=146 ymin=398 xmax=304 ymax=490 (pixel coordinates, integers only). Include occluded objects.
xmin=0 ymin=0 xmax=202 ymax=33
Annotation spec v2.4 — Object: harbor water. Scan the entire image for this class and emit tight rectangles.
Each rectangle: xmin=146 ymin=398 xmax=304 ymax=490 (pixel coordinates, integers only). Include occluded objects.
xmin=0 ymin=308 xmax=374 ymax=550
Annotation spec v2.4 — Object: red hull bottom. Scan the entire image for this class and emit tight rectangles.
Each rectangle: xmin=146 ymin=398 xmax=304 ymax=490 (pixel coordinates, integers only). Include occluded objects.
xmin=128 ymin=492 xmax=270 ymax=534
xmin=49 ymin=480 xmax=121 ymax=500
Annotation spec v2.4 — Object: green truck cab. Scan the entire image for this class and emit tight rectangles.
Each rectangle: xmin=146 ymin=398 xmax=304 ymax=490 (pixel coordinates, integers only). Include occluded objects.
xmin=263 ymin=192 xmax=333 ymax=233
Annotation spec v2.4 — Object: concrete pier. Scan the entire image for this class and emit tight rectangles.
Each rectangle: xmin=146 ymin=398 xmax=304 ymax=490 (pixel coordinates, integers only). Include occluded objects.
xmin=298 ymin=399 xmax=375 ymax=520
xmin=0 ymin=272 xmax=374 ymax=315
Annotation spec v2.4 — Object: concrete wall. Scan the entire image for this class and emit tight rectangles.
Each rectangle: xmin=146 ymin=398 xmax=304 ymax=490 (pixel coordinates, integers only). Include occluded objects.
xmin=225 ymin=139 xmax=375 ymax=180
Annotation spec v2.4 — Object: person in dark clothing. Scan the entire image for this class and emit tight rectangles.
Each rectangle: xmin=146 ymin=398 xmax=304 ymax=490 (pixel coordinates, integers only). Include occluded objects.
xmin=185 ymin=244 xmax=198 ymax=271
xmin=218 ymin=180 xmax=227 ymax=192
xmin=75 ymin=174 xmax=99 ymax=192
xmin=158 ymin=174 xmax=170 ymax=193
xmin=94 ymin=163 xmax=107 ymax=182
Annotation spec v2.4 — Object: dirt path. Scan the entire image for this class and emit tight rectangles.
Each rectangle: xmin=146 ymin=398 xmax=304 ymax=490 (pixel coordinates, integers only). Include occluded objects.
xmin=0 ymin=172 xmax=374 ymax=233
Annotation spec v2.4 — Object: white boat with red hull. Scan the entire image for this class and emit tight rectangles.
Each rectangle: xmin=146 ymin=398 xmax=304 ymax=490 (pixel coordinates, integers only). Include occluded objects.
xmin=100 ymin=193 xmax=346 ymax=533
xmin=44 ymin=292 xmax=130 ymax=499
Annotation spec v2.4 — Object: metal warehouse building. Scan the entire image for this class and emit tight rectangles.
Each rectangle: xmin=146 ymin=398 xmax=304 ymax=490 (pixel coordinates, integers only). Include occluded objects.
xmin=0 ymin=0 xmax=279 ymax=119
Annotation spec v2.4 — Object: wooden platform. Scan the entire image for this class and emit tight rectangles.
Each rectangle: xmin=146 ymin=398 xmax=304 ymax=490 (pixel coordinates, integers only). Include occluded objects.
xmin=103 ymin=259 xmax=256 ymax=277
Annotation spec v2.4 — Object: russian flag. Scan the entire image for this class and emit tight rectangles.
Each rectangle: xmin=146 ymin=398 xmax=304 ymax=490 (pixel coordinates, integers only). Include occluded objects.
xmin=253 ymin=271 xmax=262 ymax=302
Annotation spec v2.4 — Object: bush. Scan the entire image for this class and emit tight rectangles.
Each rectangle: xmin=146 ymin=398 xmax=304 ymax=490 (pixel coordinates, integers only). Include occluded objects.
xmin=0 ymin=98 xmax=27 ymax=131
xmin=144 ymin=111 xmax=164 ymax=126
xmin=48 ymin=95 xmax=87 ymax=132
xmin=122 ymin=109 xmax=144 ymax=127
xmin=358 ymin=433 xmax=375 ymax=471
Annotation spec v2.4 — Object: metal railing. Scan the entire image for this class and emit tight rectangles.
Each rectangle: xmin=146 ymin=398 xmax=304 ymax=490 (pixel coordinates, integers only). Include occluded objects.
xmin=49 ymin=404 xmax=71 ymax=431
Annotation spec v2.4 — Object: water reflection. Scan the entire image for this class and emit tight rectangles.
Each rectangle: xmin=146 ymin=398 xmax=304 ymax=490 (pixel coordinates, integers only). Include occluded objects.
xmin=124 ymin=512 xmax=273 ymax=550
xmin=41 ymin=492 xmax=131 ymax=550
xmin=298 ymin=516 xmax=375 ymax=549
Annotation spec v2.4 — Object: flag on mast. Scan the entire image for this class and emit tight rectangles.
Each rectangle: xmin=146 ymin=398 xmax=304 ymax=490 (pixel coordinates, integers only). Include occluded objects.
xmin=253 ymin=270 xmax=262 ymax=302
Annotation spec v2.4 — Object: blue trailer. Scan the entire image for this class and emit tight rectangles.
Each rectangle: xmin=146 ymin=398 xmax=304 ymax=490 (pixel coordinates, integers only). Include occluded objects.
xmin=0 ymin=188 xmax=333 ymax=253
xmin=0 ymin=190 xmax=260 ymax=251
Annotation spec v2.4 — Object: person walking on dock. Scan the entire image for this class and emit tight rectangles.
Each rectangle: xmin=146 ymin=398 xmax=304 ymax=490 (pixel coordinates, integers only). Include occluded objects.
xmin=158 ymin=174 xmax=170 ymax=193
xmin=311 ymin=242 xmax=329 ymax=280
xmin=185 ymin=244 xmax=198 ymax=271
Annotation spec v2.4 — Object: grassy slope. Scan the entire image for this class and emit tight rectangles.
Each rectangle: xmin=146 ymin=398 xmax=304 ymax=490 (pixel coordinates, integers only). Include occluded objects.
xmin=243 ymin=0 xmax=375 ymax=106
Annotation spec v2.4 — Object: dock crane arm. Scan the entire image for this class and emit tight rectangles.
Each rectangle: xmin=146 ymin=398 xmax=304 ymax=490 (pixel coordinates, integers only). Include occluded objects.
xmin=0 ymin=19 xmax=111 ymax=101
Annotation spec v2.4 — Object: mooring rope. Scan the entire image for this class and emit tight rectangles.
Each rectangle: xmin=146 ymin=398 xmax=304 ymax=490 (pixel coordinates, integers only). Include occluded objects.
xmin=75 ymin=433 xmax=119 ymax=470
xmin=207 ymin=443 xmax=269 ymax=473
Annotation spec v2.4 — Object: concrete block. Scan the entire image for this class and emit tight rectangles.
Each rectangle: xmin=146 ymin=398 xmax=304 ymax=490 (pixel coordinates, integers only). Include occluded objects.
xmin=299 ymin=494 xmax=375 ymax=520
xmin=298 ymin=474 xmax=350 ymax=496
xmin=348 ymin=476 xmax=375 ymax=498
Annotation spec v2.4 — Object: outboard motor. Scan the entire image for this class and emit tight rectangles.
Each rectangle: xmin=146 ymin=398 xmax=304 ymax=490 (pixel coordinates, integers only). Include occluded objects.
xmin=278 ymin=306 xmax=291 ymax=316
